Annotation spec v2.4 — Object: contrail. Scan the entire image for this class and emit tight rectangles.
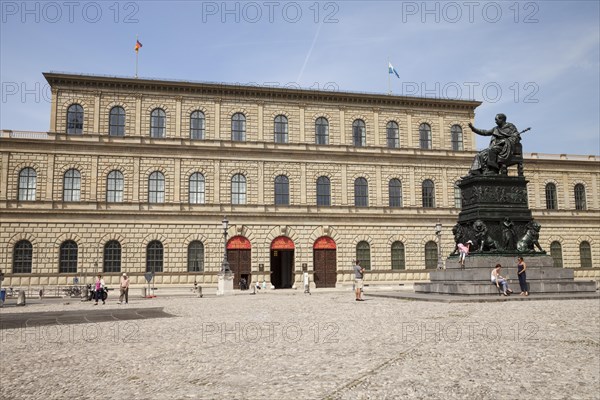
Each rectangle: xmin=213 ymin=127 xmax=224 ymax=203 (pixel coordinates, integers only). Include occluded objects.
xmin=296 ymin=22 xmax=323 ymax=84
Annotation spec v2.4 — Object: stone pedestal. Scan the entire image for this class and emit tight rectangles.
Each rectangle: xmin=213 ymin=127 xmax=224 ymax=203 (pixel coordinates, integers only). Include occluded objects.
xmin=415 ymin=255 xmax=596 ymax=295
xmin=217 ymin=271 xmax=234 ymax=296
xmin=456 ymin=175 xmax=533 ymax=251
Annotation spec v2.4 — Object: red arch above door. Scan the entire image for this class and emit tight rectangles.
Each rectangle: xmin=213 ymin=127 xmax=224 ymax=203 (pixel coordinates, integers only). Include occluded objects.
xmin=227 ymin=236 xmax=251 ymax=249
xmin=271 ymin=236 xmax=295 ymax=250
xmin=314 ymin=236 xmax=336 ymax=249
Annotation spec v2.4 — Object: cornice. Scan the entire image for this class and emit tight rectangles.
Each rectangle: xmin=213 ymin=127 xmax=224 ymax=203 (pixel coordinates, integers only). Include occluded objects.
xmin=43 ymin=72 xmax=482 ymax=112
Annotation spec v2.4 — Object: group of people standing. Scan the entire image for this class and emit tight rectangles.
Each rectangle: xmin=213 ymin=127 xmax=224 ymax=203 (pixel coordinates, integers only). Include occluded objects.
xmin=457 ymin=240 xmax=530 ymax=296
xmin=491 ymin=256 xmax=529 ymax=296
xmin=92 ymin=272 xmax=130 ymax=305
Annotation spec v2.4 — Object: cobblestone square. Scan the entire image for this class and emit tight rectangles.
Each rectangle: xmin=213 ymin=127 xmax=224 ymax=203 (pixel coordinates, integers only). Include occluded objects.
xmin=1 ymin=291 xmax=599 ymax=399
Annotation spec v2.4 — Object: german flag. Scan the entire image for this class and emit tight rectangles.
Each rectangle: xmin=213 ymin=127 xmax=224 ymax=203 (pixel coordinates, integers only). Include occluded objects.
xmin=135 ymin=40 xmax=142 ymax=52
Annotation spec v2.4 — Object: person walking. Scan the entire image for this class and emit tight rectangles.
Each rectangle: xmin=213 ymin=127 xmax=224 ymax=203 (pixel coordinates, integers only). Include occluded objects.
xmin=119 ymin=272 xmax=130 ymax=304
xmin=517 ymin=256 xmax=529 ymax=296
xmin=353 ymin=260 xmax=365 ymax=301
xmin=94 ymin=274 xmax=105 ymax=305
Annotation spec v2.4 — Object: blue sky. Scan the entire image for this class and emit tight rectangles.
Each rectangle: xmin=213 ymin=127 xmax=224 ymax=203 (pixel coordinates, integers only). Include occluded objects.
xmin=1 ymin=0 xmax=599 ymax=155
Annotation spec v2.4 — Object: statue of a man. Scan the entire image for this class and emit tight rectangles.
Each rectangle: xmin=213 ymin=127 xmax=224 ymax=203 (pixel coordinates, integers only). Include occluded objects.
xmin=468 ymin=113 xmax=520 ymax=175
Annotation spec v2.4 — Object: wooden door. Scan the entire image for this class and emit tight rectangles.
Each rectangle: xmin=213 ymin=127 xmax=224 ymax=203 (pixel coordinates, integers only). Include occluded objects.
xmin=313 ymin=249 xmax=337 ymax=288
xmin=227 ymin=249 xmax=251 ymax=289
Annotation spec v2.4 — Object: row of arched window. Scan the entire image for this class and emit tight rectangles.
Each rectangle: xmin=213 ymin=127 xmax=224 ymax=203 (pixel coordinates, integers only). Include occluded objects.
xmin=16 ymin=167 xmax=591 ymax=210
xmin=10 ymin=239 xmax=594 ymax=274
xmin=545 ymin=182 xmax=588 ymax=210
xmin=17 ymin=167 xmax=449 ymax=208
xmin=66 ymin=104 xmax=464 ymax=150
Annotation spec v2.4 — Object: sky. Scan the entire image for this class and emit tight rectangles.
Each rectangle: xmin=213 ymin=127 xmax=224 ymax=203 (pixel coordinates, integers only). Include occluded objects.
xmin=1 ymin=0 xmax=599 ymax=155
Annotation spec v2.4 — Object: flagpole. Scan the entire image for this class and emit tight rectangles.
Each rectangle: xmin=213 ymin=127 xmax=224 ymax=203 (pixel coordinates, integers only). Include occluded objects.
xmin=135 ymin=35 xmax=139 ymax=79
xmin=387 ymin=57 xmax=391 ymax=95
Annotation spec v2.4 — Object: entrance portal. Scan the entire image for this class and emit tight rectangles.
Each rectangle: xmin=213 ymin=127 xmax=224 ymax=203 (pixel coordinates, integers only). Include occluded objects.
xmin=270 ymin=236 xmax=295 ymax=289
xmin=227 ymin=236 xmax=251 ymax=289
xmin=313 ymin=236 xmax=337 ymax=288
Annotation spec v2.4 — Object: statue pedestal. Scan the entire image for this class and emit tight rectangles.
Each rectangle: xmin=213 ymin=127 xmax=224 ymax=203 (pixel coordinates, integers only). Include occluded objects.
xmin=458 ymin=175 xmax=533 ymax=246
xmin=415 ymin=255 xmax=596 ymax=295
xmin=418 ymin=173 xmax=596 ymax=295
xmin=216 ymin=271 xmax=234 ymax=296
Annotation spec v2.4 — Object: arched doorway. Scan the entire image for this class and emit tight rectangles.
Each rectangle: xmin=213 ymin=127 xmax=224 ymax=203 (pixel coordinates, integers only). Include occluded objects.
xmin=227 ymin=236 xmax=251 ymax=289
xmin=313 ymin=237 xmax=337 ymax=288
xmin=270 ymin=236 xmax=295 ymax=289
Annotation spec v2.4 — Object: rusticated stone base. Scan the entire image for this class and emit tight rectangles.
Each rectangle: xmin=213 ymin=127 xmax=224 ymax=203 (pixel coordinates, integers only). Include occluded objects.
xmin=415 ymin=255 xmax=596 ymax=295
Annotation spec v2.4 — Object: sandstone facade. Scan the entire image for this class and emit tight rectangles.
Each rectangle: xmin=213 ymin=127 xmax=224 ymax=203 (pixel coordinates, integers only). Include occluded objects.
xmin=1 ymin=73 xmax=598 ymax=287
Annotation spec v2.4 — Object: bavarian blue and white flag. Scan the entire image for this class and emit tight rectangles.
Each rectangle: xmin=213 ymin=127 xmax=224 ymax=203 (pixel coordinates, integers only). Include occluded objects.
xmin=388 ymin=62 xmax=400 ymax=78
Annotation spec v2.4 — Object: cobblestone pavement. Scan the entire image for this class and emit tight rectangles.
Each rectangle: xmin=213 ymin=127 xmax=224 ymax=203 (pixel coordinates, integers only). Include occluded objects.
xmin=1 ymin=291 xmax=599 ymax=400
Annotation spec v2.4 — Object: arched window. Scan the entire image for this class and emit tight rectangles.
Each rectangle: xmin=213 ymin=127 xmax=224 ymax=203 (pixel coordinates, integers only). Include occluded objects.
xmin=63 ymin=169 xmax=81 ymax=202
xmin=579 ymin=241 xmax=592 ymax=268
xmin=356 ymin=241 xmax=371 ymax=270
xmin=574 ymin=184 xmax=586 ymax=210
xmin=190 ymin=110 xmax=205 ymax=140
xmin=422 ymin=180 xmax=435 ymax=208
xmin=13 ymin=240 xmax=32 ymax=273
xmin=106 ymin=170 xmax=124 ymax=203
xmin=354 ymin=177 xmax=368 ymax=207
xmin=109 ymin=106 xmax=126 ymax=136
xmin=188 ymin=241 xmax=204 ymax=272
xmin=451 ymin=125 xmax=463 ymax=151
xmin=391 ymin=241 xmax=405 ymax=270
xmin=454 ymin=181 xmax=462 ymax=208
xmin=315 ymin=117 xmax=329 ymax=145
xmin=148 ymin=171 xmax=165 ymax=203
xmin=353 ymin=119 xmax=366 ymax=147
xmin=59 ymin=240 xmax=78 ymax=273
xmin=18 ymin=167 xmax=36 ymax=201
xmin=274 ymin=175 xmax=289 ymax=205
xmin=189 ymin=173 xmax=205 ymax=204
xmin=231 ymin=113 xmax=246 ymax=141
xmin=317 ymin=176 xmax=331 ymax=206
xmin=550 ymin=241 xmax=563 ymax=268
xmin=231 ymin=174 xmax=246 ymax=204
xmin=545 ymin=183 xmax=557 ymax=210
xmin=419 ymin=123 xmax=432 ymax=149
xmin=425 ymin=241 xmax=438 ymax=269
xmin=150 ymin=108 xmax=166 ymax=138
xmin=66 ymin=104 xmax=84 ymax=134
xmin=146 ymin=240 xmax=163 ymax=273
xmin=386 ymin=121 xmax=399 ymax=148
xmin=274 ymin=115 xmax=288 ymax=143
xmin=103 ymin=241 xmax=121 ymax=273
xmin=389 ymin=179 xmax=403 ymax=207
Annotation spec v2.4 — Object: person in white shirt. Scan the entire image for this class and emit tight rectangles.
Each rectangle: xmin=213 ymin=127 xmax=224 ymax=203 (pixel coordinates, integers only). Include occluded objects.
xmin=491 ymin=264 xmax=513 ymax=296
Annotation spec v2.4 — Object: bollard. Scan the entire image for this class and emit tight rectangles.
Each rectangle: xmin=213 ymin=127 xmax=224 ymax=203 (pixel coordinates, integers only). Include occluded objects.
xmin=17 ymin=290 xmax=26 ymax=306
xmin=141 ymin=287 xmax=147 ymax=297
xmin=197 ymin=286 xmax=203 ymax=298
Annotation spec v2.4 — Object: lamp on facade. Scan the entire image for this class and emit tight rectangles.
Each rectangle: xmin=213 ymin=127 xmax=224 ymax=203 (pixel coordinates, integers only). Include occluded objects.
xmin=221 ymin=216 xmax=230 ymax=273
xmin=435 ymin=221 xmax=443 ymax=270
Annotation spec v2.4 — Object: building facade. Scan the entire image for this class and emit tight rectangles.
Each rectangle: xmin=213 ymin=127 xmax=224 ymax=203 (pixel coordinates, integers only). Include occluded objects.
xmin=1 ymin=72 xmax=598 ymax=288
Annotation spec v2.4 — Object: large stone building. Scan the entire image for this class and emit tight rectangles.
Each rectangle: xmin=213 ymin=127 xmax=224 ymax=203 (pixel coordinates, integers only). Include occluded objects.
xmin=1 ymin=72 xmax=598 ymax=288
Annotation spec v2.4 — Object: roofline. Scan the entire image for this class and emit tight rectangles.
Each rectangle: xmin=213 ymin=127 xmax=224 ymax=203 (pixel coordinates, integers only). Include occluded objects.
xmin=43 ymin=71 xmax=482 ymax=111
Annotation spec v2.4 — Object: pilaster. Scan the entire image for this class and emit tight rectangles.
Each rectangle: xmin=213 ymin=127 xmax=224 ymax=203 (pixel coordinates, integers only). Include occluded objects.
xmin=257 ymin=102 xmax=264 ymax=142
xmin=49 ymin=88 xmax=58 ymax=133
xmin=373 ymin=108 xmax=380 ymax=147
xmin=406 ymin=111 xmax=413 ymax=148
xmin=133 ymin=158 xmax=140 ymax=201
xmin=174 ymin=158 xmax=181 ymax=202
xmin=93 ymin=91 xmax=101 ymax=134
xmin=0 ymin=153 xmax=9 ymax=200
xmin=175 ymin=96 xmax=182 ymax=138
